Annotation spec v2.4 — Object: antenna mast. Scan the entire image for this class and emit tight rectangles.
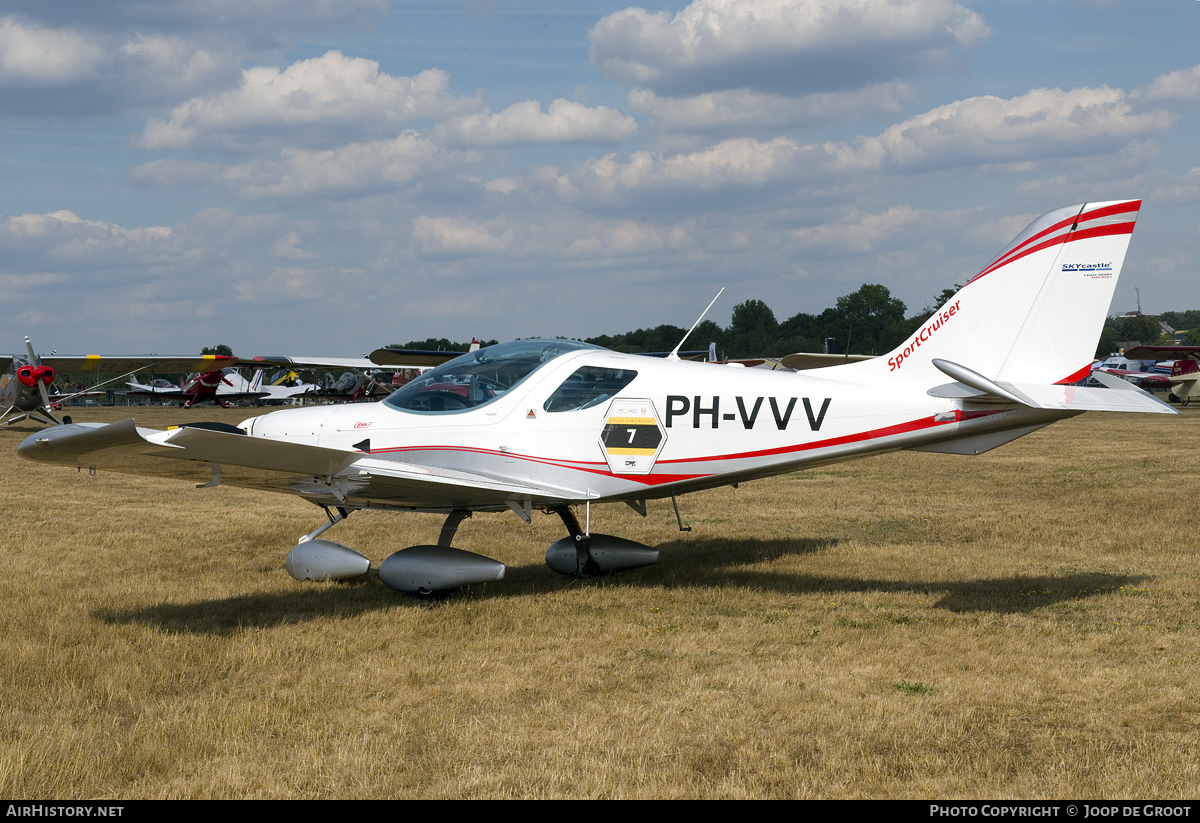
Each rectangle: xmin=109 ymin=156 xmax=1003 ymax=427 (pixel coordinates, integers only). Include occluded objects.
xmin=669 ymin=288 xmax=724 ymax=361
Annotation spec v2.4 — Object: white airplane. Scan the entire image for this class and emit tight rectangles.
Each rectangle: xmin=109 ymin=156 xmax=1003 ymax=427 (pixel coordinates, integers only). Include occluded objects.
xmin=18 ymin=200 xmax=1175 ymax=596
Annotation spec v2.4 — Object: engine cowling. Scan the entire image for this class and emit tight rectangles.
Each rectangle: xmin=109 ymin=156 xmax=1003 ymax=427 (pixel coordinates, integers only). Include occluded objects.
xmin=17 ymin=365 xmax=54 ymax=388
xmin=379 ymin=545 xmax=505 ymax=593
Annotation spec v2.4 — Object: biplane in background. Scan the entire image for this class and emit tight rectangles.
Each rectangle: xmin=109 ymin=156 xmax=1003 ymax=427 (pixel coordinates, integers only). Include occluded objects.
xmin=20 ymin=201 xmax=1177 ymax=597
xmin=2 ymin=339 xmax=241 ymax=425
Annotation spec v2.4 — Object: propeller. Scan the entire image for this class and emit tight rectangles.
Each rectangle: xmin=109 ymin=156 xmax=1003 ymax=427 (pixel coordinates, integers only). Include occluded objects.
xmin=24 ymin=336 xmax=53 ymax=411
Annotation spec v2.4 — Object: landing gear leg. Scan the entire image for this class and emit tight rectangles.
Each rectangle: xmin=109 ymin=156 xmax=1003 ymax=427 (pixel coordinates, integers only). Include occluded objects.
xmin=438 ymin=510 xmax=471 ymax=547
xmin=300 ymin=505 xmax=351 ymax=543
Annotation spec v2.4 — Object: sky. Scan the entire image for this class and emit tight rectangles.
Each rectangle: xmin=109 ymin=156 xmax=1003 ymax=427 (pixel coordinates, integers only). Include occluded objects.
xmin=3 ymin=0 xmax=1199 ymax=356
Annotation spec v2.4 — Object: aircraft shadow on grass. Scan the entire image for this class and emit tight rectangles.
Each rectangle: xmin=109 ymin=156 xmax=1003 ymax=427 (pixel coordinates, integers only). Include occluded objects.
xmin=95 ymin=536 xmax=1146 ymax=635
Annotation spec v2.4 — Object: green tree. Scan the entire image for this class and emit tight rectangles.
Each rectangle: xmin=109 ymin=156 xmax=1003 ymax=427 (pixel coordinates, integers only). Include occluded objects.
xmin=1117 ymin=315 xmax=1164 ymax=347
xmin=1095 ymin=321 xmax=1121 ymax=359
xmin=387 ymin=338 xmax=498 ymax=351
xmin=202 ymin=344 xmax=234 ymax=357
xmin=725 ymin=299 xmax=778 ymax=358
xmin=834 ymin=284 xmax=908 ymax=355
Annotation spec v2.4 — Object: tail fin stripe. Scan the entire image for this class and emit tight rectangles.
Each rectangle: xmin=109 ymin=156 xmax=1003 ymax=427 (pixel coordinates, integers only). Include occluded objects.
xmin=1066 ymin=221 xmax=1136 ymax=244
xmin=976 ymin=214 xmax=1081 ymax=281
xmin=1077 ymin=200 xmax=1143 ymax=224
xmin=972 ymin=217 xmax=1135 ymax=284
xmin=972 ymin=229 xmax=1075 ymax=283
xmin=972 ymin=200 xmax=1140 ymax=283
xmin=1055 ymin=363 xmax=1094 ymax=385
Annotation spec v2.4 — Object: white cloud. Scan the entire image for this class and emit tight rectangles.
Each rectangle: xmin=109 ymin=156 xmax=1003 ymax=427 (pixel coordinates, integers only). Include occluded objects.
xmin=628 ymin=82 xmax=914 ymax=136
xmin=131 ymin=133 xmax=469 ymax=201
xmin=544 ymin=84 xmax=1173 ymax=209
xmin=0 ymin=2 xmax=392 ymax=116
xmin=0 ymin=17 xmax=104 ymax=86
xmin=588 ymin=0 xmax=990 ymax=97
xmin=0 ymin=16 xmax=240 ymax=114
xmin=273 ymin=231 xmax=314 ymax=260
xmin=855 ymin=85 xmax=1171 ymax=173
xmin=137 ymin=51 xmax=479 ymax=152
xmin=0 ymin=210 xmax=173 ymax=267
xmin=1149 ymin=167 xmax=1200 ymax=205
xmin=790 ymin=206 xmax=924 ymax=254
xmin=559 ymin=136 xmax=801 ymax=204
xmin=0 ymin=208 xmax=285 ymax=297
xmin=412 ymin=215 xmax=511 ymax=257
xmin=438 ymin=98 xmax=639 ymax=147
xmin=1140 ymin=63 xmax=1200 ymax=103
xmin=235 ymin=266 xmax=349 ymax=301
xmin=4 ymin=1 xmax=389 ymax=47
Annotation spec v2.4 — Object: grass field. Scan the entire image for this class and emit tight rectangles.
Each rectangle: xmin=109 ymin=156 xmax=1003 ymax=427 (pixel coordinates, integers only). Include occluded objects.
xmin=2 ymin=406 xmax=1198 ymax=798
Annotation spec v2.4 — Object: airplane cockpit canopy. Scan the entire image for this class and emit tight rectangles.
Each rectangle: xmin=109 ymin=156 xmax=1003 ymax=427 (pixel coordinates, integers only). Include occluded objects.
xmin=383 ymin=339 xmax=601 ymax=414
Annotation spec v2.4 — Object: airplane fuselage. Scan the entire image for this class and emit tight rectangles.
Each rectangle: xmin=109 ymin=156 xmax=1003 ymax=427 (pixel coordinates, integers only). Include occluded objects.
xmin=238 ymin=346 xmax=1064 ymax=510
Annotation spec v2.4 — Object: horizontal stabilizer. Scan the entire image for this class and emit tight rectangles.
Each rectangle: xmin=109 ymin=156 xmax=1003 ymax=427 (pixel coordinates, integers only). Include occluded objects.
xmin=927 ymin=359 xmax=1177 ymax=415
xmin=1008 ymin=381 xmax=1178 ymax=413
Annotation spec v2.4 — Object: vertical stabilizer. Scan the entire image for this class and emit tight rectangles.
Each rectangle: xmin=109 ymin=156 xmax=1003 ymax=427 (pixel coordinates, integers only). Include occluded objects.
xmin=860 ymin=200 xmax=1141 ymax=387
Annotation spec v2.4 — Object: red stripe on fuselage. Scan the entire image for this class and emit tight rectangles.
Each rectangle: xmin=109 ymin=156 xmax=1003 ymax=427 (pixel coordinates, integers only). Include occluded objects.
xmin=364 ymin=409 xmax=1007 ymax=487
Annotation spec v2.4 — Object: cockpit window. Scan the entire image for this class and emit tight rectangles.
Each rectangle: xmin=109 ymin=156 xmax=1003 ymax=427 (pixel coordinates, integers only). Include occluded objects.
xmin=383 ymin=339 xmax=600 ymax=414
xmin=543 ymin=367 xmax=638 ymax=413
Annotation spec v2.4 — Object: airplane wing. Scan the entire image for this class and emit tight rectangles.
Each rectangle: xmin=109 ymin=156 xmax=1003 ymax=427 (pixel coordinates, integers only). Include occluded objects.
xmin=368 ymin=349 xmax=469 ymax=368
xmin=780 ymin=352 xmax=876 ymax=370
xmin=1122 ymin=346 xmax=1200 ymax=361
xmin=39 ymin=354 xmax=240 ymax=374
xmin=239 ymin=355 xmax=380 ymax=371
xmin=1095 ymin=368 xmax=1170 ymax=386
xmin=19 ymin=420 xmax=574 ymax=510
xmin=125 ymin=388 xmax=272 ymax=402
xmin=369 ymin=348 xmax=708 ymax=367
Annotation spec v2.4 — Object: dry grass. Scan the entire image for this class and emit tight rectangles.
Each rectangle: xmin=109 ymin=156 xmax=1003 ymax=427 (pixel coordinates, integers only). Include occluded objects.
xmin=1 ymin=406 xmax=1198 ymax=798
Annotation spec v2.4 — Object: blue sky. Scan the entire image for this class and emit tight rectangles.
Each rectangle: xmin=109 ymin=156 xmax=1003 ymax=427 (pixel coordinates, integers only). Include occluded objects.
xmin=3 ymin=0 xmax=1199 ymax=355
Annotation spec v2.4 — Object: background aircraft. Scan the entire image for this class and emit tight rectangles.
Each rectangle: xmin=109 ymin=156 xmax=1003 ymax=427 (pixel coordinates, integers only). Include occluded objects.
xmin=2 ymin=338 xmax=240 ymax=425
xmin=253 ymin=350 xmax=470 ymax=402
xmin=1121 ymin=346 xmax=1200 ymax=404
xmin=19 ymin=201 xmax=1174 ymax=597
xmin=1088 ymin=353 xmax=1172 ymax=392
xmin=126 ymin=368 xmax=270 ymax=408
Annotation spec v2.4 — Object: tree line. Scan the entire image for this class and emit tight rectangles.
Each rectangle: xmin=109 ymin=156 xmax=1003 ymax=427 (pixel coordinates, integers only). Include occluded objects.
xmin=583 ymin=283 xmax=960 ymax=361
xmin=384 ymin=287 xmax=1200 ymax=363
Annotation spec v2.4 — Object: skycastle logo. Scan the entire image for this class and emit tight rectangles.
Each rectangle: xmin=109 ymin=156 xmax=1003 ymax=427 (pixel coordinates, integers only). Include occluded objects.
xmin=1062 ymin=262 xmax=1113 ymax=278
